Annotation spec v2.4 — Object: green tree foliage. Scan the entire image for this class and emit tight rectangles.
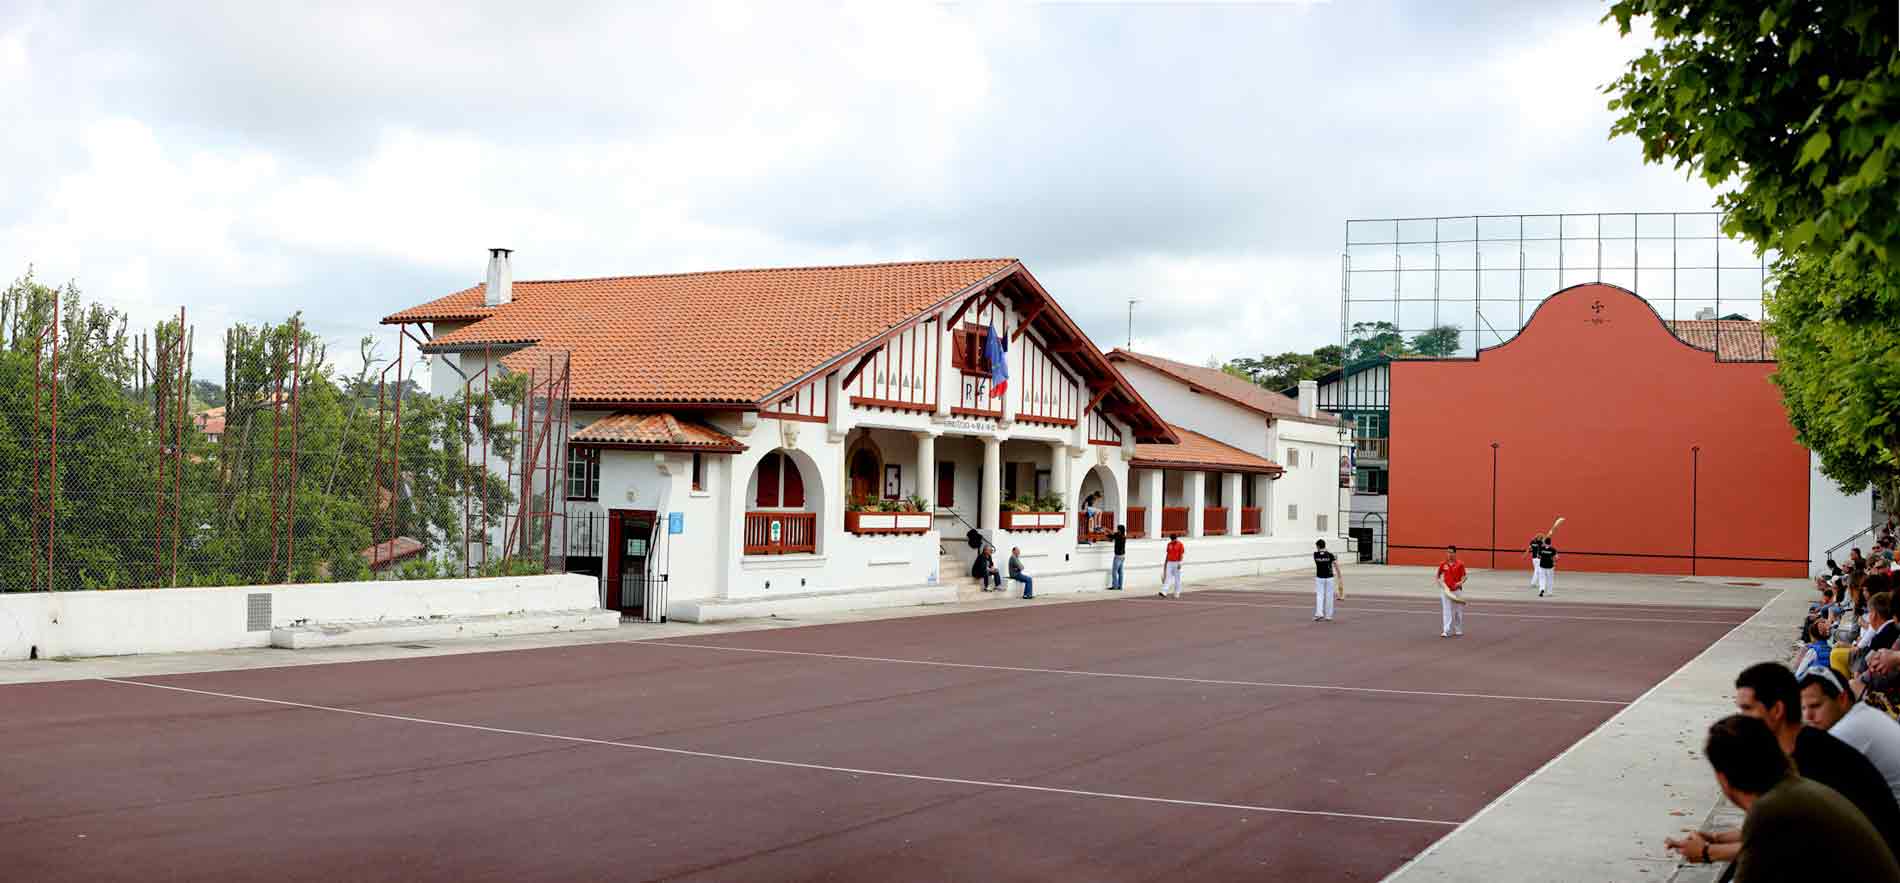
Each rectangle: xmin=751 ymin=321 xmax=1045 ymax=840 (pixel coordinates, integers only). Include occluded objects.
xmin=1606 ymin=1 xmax=1900 ymax=493
xmin=1764 ymin=253 xmax=1900 ymax=498
xmin=1408 ymin=325 xmax=1463 ymax=357
xmin=0 ymin=272 xmax=519 ymax=590
xmin=1225 ymin=344 xmax=1345 ymax=391
xmin=1346 ymin=321 xmax=1406 ymax=364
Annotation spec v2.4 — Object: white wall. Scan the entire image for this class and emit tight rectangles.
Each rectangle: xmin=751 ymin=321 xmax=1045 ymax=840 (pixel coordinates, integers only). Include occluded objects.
xmin=0 ymin=574 xmax=600 ymax=661
xmin=1116 ymin=362 xmax=1267 ymax=457
xmin=1809 ymin=450 xmax=1875 ymax=573
xmin=1275 ymin=417 xmax=1346 ymax=539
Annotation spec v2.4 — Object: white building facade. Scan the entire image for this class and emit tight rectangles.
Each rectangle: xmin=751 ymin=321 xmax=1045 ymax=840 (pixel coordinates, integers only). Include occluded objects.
xmin=387 ymin=256 xmax=1326 ymax=621
xmin=1109 ymin=351 xmax=1353 ymax=555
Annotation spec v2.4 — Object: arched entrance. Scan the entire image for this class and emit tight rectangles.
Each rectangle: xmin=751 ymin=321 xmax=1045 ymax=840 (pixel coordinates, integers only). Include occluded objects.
xmin=1077 ymin=464 xmax=1122 ymax=541
xmin=846 ymin=438 xmax=883 ymax=503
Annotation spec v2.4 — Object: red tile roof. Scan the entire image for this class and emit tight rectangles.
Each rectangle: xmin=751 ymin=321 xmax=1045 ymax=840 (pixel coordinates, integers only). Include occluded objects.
xmin=1665 ymin=320 xmax=1777 ymax=360
xmin=362 ymin=536 xmax=425 ymax=569
xmin=194 ymin=406 xmax=225 ymax=436
xmin=385 ymin=258 xmax=1179 ymax=443
xmin=1107 ymin=349 xmax=1339 ymax=425
xmin=386 ymin=260 xmax=1018 ymax=404
xmin=570 ymin=412 xmax=746 ymax=452
xmin=1131 ymin=425 xmax=1285 ymax=475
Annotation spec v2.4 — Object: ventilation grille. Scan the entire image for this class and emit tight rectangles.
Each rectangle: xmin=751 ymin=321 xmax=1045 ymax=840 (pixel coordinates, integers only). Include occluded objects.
xmin=246 ymin=593 xmax=272 ymax=632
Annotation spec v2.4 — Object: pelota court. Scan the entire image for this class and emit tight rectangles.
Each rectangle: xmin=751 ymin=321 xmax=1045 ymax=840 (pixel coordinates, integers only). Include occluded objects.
xmin=0 ymin=571 xmax=1774 ymax=881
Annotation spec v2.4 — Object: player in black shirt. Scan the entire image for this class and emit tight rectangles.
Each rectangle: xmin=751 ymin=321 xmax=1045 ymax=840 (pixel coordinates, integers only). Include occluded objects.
xmin=1313 ymin=539 xmax=1340 ymax=622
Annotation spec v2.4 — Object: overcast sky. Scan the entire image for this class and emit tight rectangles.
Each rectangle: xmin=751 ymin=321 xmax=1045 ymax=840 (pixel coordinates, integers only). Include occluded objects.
xmin=2 ymin=1 xmax=1725 ymax=382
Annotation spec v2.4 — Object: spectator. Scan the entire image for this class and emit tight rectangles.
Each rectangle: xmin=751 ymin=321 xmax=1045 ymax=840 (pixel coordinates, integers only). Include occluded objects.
xmin=1799 ymin=666 xmax=1900 ymax=803
xmin=1007 ymin=546 xmax=1034 ymax=599
xmin=971 ymin=545 xmax=1001 ymax=592
xmin=1869 ymin=592 xmax=1899 ymax=655
xmin=1107 ymin=525 xmax=1127 ymax=591
xmin=1665 ymin=714 xmax=1900 ymax=881
xmin=1797 ymin=619 xmax=1835 ymax=675
xmin=1721 ymin=663 xmax=1900 ymax=860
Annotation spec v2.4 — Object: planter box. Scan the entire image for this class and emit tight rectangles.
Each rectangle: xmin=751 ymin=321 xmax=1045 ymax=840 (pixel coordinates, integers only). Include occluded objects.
xmin=999 ymin=510 xmax=1065 ymax=531
xmin=846 ymin=510 xmax=931 ymax=536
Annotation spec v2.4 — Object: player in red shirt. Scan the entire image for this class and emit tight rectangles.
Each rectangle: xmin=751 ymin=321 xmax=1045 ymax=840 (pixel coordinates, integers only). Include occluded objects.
xmin=1159 ymin=535 xmax=1185 ymax=598
xmin=1436 ymin=545 xmax=1469 ymax=638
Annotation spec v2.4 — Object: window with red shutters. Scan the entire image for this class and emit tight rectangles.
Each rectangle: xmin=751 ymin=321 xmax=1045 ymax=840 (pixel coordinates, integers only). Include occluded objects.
xmin=952 ymin=325 xmax=992 ymax=375
xmin=755 ymin=453 xmax=781 ymax=508
xmin=782 ymin=458 xmax=805 ymax=508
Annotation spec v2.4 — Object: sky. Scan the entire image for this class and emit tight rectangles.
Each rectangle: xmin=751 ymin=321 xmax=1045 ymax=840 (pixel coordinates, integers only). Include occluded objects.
xmin=0 ymin=0 xmax=1727 ymax=385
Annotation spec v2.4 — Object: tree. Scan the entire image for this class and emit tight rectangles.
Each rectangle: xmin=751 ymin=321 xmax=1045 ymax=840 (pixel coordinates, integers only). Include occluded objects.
xmin=191 ymin=379 xmax=225 ymax=408
xmin=1409 ymin=325 xmax=1462 ymax=358
xmin=1606 ymin=1 xmax=1900 ymax=492
xmin=1346 ymin=321 xmax=1406 ymax=364
xmin=1224 ymin=344 xmax=1343 ymax=391
xmin=1763 ymin=252 xmax=1900 ymax=499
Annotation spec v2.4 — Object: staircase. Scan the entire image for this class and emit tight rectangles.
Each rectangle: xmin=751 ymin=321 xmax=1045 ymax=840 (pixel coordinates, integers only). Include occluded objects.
xmin=940 ymin=546 xmax=1003 ymax=602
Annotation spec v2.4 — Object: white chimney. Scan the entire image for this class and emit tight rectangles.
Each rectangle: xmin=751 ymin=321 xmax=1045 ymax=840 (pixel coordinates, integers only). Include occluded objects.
xmin=1694 ymin=306 xmax=1715 ymax=320
xmin=484 ymin=248 xmax=514 ymax=307
xmin=1297 ymin=379 xmax=1318 ymax=418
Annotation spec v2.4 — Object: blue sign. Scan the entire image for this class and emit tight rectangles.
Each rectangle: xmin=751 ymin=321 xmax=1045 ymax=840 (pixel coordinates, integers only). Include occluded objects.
xmin=668 ymin=512 xmax=684 ymax=535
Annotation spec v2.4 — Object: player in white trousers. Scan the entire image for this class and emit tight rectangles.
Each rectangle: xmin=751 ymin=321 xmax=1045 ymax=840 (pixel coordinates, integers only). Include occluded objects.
xmin=1436 ymin=545 xmax=1469 ymax=637
xmin=1312 ymin=539 xmax=1340 ymax=621
xmin=1159 ymin=535 xmax=1185 ymax=598
xmin=1525 ymin=517 xmax=1563 ymax=597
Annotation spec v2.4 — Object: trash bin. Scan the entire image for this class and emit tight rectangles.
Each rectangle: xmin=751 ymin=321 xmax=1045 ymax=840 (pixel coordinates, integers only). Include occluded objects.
xmin=1349 ymin=527 xmax=1375 ymax=563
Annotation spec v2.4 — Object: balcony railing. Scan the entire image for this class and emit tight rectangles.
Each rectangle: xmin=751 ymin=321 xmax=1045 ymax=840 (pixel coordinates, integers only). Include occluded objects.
xmin=1161 ymin=507 xmax=1189 ymax=536
xmin=744 ymin=511 xmax=817 ymax=555
xmin=1355 ymin=437 xmax=1389 ymax=459
xmin=1241 ymin=507 xmax=1262 ymax=535
xmin=1203 ymin=506 xmax=1228 ymax=536
xmin=1078 ymin=510 xmax=1115 ymax=544
xmin=1126 ymin=507 xmax=1147 ymax=538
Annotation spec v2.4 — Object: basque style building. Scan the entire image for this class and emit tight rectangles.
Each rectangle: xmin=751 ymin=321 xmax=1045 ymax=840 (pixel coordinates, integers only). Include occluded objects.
xmin=384 ymin=252 xmax=1337 ymax=620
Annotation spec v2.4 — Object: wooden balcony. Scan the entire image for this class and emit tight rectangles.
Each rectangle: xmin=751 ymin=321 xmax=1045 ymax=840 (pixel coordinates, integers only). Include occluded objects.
xmin=1355 ymin=437 xmax=1389 ymax=459
xmin=1241 ymin=507 xmax=1263 ymax=535
xmin=744 ymin=511 xmax=816 ymax=555
xmin=1078 ymin=510 xmax=1115 ymax=543
xmin=1203 ymin=506 xmax=1228 ymax=536
xmin=1126 ymin=507 xmax=1147 ymax=538
xmin=1161 ymin=507 xmax=1189 ymax=536
xmin=1000 ymin=510 xmax=1066 ymax=532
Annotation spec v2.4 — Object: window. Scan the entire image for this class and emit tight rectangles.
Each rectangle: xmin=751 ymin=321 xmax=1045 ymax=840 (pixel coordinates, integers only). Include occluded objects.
xmin=1354 ymin=468 xmax=1388 ymax=495
xmin=566 ymin=447 xmax=600 ymax=501
xmin=1287 ymin=447 xmax=1300 ymax=467
xmin=691 ymin=453 xmax=704 ymax=491
xmin=1242 ymin=476 xmax=1256 ymax=508
xmin=1287 ymin=503 xmax=1298 ymax=521
xmin=754 ymin=451 xmax=805 ymax=508
xmin=937 ymin=462 xmax=955 ymax=507
xmin=951 ymin=324 xmax=994 ymax=375
xmin=1317 ymin=513 xmax=1329 ymax=533
xmin=1205 ymin=472 xmax=1222 ymax=506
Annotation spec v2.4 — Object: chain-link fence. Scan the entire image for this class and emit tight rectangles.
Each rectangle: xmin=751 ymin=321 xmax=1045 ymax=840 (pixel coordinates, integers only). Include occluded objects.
xmin=0 ymin=275 xmax=573 ymax=592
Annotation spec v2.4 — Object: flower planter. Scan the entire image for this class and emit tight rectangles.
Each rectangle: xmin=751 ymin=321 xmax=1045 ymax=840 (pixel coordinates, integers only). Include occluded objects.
xmin=846 ymin=510 xmax=931 ymax=536
xmin=999 ymin=510 xmax=1065 ymax=532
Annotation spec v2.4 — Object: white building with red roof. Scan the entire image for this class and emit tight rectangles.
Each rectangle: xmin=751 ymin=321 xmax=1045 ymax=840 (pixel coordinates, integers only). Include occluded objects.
xmin=385 ymin=251 xmax=1338 ymax=620
xmin=1108 ymin=350 xmax=1353 ymax=555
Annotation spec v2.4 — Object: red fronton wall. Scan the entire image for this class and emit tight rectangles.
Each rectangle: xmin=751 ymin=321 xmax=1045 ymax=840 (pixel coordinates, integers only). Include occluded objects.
xmin=1387 ymin=284 xmax=1807 ymax=577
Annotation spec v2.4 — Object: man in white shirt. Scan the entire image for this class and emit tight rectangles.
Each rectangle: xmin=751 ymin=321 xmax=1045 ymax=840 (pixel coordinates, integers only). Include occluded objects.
xmin=1800 ymin=666 xmax=1900 ymax=802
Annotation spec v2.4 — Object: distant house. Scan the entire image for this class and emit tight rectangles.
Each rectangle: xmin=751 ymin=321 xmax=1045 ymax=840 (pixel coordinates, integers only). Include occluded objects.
xmin=363 ymin=537 xmax=426 ymax=577
xmin=193 ymin=406 xmax=226 ymax=443
xmin=1108 ymin=350 xmax=1349 ymax=550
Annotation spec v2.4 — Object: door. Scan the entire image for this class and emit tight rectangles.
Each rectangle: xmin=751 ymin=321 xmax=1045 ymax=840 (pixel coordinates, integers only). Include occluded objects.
xmin=850 ymin=449 xmax=879 ymax=503
xmin=604 ymin=509 xmax=657 ymax=615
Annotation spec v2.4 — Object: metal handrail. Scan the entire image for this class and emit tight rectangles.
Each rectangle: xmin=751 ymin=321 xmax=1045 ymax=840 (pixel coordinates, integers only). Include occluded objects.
xmin=1828 ymin=517 xmax=1894 ymax=558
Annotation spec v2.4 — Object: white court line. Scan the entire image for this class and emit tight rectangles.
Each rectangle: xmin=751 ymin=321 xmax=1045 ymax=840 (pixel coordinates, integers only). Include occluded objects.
xmin=1375 ymin=587 xmax=1790 ymax=881
xmin=96 ymin=677 xmax=1456 ymax=828
xmin=636 ymin=641 xmax=1627 ymax=706
xmin=1162 ymin=597 xmax=1749 ymax=625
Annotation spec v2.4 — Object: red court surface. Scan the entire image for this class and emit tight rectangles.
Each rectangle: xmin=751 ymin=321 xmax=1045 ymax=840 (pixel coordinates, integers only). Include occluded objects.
xmin=1 ymin=590 xmax=1758 ymax=882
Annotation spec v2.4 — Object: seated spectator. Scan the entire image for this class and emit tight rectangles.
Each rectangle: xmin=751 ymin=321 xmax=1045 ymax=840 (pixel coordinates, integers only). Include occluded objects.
xmin=1870 ymin=592 xmax=1900 ymax=654
xmin=1665 ymin=714 xmax=1900 ymax=881
xmin=1800 ymin=666 xmax=1900 ymax=803
xmin=970 ymin=545 xmax=1002 ymax=592
xmin=1797 ymin=619 xmax=1835 ymax=675
xmin=1674 ymin=662 xmax=1900 ymax=866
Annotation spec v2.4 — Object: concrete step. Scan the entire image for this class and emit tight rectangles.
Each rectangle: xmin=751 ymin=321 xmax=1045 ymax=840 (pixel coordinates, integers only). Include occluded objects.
xmin=269 ymin=609 xmax=620 ymax=649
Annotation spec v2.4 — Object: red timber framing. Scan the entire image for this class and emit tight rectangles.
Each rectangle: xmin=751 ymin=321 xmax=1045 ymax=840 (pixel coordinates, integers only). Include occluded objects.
xmin=954 ymin=299 xmax=1008 ymax=413
xmin=1015 ymin=324 xmax=1083 ymax=427
xmin=849 ymin=317 xmax=938 ymax=413
xmin=1087 ymin=410 xmax=1124 ymax=447
xmin=761 ymin=374 xmax=827 ymax=423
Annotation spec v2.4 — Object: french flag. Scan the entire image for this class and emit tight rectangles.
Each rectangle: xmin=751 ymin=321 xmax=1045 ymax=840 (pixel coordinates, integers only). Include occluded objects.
xmin=985 ymin=320 xmax=1009 ymax=399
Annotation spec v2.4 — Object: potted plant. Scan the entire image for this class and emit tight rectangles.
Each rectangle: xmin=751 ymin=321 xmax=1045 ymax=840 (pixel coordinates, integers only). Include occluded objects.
xmin=894 ymin=494 xmax=932 ymax=531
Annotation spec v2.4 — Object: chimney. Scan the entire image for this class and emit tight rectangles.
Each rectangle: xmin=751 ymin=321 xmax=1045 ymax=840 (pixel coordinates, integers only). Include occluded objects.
xmin=1694 ymin=306 xmax=1715 ymax=321
xmin=1297 ymin=379 xmax=1318 ymax=418
xmin=484 ymin=248 xmax=514 ymax=307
